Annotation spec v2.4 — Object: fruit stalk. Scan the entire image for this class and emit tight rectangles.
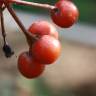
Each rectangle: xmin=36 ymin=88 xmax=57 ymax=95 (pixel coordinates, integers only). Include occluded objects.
xmin=8 ymin=0 xmax=55 ymax=10
xmin=0 ymin=7 xmax=6 ymax=44
xmin=3 ymin=0 xmax=38 ymax=43
xmin=1 ymin=7 xmax=14 ymax=57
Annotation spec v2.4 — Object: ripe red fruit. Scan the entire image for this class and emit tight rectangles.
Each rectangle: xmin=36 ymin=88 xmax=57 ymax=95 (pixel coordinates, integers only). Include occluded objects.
xmin=30 ymin=35 xmax=61 ymax=64
xmin=18 ymin=52 xmax=45 ymax=79
xmin=0 ymin=0 xmax=3 ymax=7
xmin=51 ymin=0 xmax=79 ymax=28
xmin=28 ymin=21 xmax=58 ymax=39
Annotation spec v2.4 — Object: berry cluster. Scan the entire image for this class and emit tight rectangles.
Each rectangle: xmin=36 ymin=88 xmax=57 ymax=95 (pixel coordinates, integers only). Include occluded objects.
xmin=0 ymin=0 xmax=79 ymax=79
xmin=18 ymin=21 xmax=61 ymax=78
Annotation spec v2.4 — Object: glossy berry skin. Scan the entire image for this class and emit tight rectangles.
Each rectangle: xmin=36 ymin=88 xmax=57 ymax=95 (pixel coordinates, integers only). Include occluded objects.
xmin=28 ymin=21 xmax=58 ymax=39
xmin=18 ymin=52 xmax=45 ymax=79
xmin=51 ymin=0 xmax=79 ymax=28
xmin=30 ymin=35 xmax=61 ymax=64
xmin=0 ymin=0 xmax=3 ymax=7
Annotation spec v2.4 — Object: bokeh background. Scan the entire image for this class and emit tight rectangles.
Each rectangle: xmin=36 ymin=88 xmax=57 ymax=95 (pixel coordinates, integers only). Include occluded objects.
xmin=0 ymin=0 xmax=96 ymax=96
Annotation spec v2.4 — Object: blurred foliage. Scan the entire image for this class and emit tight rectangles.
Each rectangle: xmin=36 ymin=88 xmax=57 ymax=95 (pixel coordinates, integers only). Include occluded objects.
xmin=74 ymin=0 xmax=96 ymax=25
xmin=31 ymin=78 xmax=75 ymax=96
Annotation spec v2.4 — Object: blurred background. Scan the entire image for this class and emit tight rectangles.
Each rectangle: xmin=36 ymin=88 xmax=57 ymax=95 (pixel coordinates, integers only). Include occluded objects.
xmin=0 ymin=0 xmax=96 ymax=96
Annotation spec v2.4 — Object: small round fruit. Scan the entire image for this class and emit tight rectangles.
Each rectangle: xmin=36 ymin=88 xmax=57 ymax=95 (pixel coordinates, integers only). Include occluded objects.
xmin=18 ymin=52 xmax=45 ymax=79
xmin=30 ymin=35 xmax=61 ymax=64
xmin=0 ymin=0 xmax=3 ymax=7
xmin=28 ymin=20 xmax=58 ymax=39
xmin=51 ymin=0 xmax=79 ymax=28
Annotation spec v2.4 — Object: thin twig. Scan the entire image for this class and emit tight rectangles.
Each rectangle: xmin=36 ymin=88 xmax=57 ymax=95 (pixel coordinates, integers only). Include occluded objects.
xmin=0 ymin=7 xmax=6 ymax=44
xmin=8 ymin=0 xmax=55 ymax=10
xmin=3 ymin=0 xmax=38 ymax=43
xmin=0 ymin=7 xmax=14 ymax=57
xmin=2 ymin=6 xmax=6 ymax=11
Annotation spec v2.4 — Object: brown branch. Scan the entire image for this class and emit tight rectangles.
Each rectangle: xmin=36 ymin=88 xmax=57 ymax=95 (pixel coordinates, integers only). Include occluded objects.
xmin=8 ymin=0 xmax=55 ymax=10
xmin=0 ymin=7 xmax=14 ymax=57
xmin=2 ymin=6 xmax=6 ymax=11
xmin=0 ymin=7 xmax=6 ymax=44
xmin=3 ymin=0 xmax=38 ymax=45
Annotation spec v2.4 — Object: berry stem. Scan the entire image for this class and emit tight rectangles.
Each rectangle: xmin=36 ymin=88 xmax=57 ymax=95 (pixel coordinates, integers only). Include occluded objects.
xmin=2 ymin=6 xmax=6 ymax=11
xmin=0 ymin=6 xmax=14 ymax=57
xmin=3 ymin=0 xmax=38 ymax=44
xmin=8 ymin=0 xmax=56 ymax=10
xmin=0 ymin=7 xmax=6 ymax=44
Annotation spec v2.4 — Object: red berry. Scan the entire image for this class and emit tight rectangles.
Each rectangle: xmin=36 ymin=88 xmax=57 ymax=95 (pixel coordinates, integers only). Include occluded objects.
xmin=30 ymin=35 xmax=61 ymax=64
xmin=51 ymin=0 xmax=79 ymax=28
xmin=18 ymin=52 xmax=45 ymax=79
xmin=28 ymin=20 xmax=58 ymax=39
xmin=0 ymin=0 xmax=3 ymax=7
